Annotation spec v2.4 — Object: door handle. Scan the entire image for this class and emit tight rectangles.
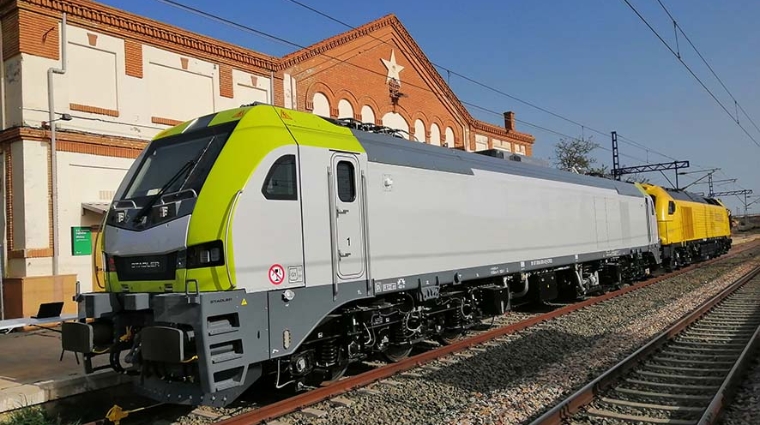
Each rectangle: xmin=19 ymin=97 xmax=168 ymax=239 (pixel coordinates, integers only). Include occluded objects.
xmin=337 ymin=208 xmax=348 ymax=215
xmin=338 ymin=250 xmax=351 ymax=258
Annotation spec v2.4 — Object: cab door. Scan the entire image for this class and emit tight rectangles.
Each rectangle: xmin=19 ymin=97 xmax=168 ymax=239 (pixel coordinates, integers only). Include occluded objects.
xmin=329 ymin=153 xmax=366 ymax=281
xmin=91 ymin=226 xmax=106 ymax=292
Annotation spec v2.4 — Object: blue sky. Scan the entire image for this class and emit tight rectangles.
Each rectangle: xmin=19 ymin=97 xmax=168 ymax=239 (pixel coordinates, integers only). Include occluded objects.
xmin=97 ymin=0 xmax=759 ymax=214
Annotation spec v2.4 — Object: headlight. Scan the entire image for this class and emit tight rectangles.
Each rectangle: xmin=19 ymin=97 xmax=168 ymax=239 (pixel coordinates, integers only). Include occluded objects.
xmin=186 ymin=240 xmax=225 ymax=269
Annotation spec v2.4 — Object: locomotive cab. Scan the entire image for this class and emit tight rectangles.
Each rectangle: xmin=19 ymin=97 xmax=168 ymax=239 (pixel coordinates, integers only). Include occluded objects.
xmin=62 ymin=106 xmax=281 ymax=406
xmin=103 ymin=119 xmax=237 ymax=294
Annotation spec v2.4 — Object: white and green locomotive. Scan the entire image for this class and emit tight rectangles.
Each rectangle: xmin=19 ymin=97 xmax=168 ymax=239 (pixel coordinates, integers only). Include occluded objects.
xmin=62 ymin=103 xmax=661 ymax=406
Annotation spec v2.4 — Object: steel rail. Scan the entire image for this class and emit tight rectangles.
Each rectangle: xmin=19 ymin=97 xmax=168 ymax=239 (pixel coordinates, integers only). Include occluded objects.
xmin=526 ymin=263 xmax=760 ymax=425
xmin=212 ymin=242 xmax=760 ymax=425
xmin=697 ymin=297 xmax=760 ymax=424
xmin=71 ymin=239 xmax=758 ymax=425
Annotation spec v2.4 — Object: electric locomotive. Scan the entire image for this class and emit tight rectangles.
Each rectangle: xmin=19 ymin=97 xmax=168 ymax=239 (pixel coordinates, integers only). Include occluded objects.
xmin=62 ymin=103 xmax=664 ymax=406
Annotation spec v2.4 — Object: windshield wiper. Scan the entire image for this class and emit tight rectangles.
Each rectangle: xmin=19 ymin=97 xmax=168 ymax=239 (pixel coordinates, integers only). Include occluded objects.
xmin=130 ymin=135 xmax=219 ymax=224
xmin=132 ymin=160 xmax=194 ymax=223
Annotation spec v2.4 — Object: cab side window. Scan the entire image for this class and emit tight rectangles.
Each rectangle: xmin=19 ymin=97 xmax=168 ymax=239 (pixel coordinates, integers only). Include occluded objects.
xmin=668 ymin=200 xmax=676 ymax=215
xmin=262 ymin=155 xmax=297 ymax=200
xmin=336 ymin=161 xmax=356 ymax=202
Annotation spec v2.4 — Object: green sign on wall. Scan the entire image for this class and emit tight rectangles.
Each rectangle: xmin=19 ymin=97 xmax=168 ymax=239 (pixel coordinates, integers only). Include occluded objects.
xmin=71 ymin=227 xmax=92 ymax=256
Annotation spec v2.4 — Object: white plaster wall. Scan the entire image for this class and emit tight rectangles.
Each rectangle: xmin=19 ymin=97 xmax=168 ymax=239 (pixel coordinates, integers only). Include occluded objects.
xmin=68 ymin=42 xmax=118 ymax=111
xmin=54 ymin=151 xmax=134 ymax=290
xmin=19 ymin=23 xmax=271 ymax=142
xmin=21 ymin=142 xmax=49 ymax=250
xmin=283 ymin=73 xmax=293 ymax=109
xmin=10 ymin=142 xmax=24 ymax=252
xmin=146 ymin=53 xmax=215 ymax=122
xmin=4 ymin=56 xmax=23 ymax=129
xmin=475 ymin=134 xmax=488 ymax=151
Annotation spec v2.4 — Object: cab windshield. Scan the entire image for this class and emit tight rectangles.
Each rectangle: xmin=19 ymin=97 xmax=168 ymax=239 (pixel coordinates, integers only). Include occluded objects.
xmin=121 ymin=122 xmax=236 ymax=203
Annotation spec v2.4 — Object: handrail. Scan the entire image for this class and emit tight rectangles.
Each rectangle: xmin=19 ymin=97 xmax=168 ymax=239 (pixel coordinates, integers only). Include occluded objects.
xmin=360 ymin=170 xmax=372 ymax=294
xmin=326 ymin=165 xmax=338 ymax=299
xmin=224 ymin=190 xmax=243 ymax=289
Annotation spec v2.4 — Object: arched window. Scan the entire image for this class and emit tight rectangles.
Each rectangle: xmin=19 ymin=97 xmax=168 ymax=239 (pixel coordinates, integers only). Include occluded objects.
xmin=444 ymin=127 xmax=454 ymax=147
xmin=338 ymin=99 xmax=354 ymax=120
xmin=414 ymin=119 xmax=426 ymax=143
xmin=430 ymin=124 xmax=441 ymax=146
xmin=381 ymin=112 xmax=410 ymax=139
xmin=312 ymin=92 xmax=329 ymax=116
xmin=361 ymin=105 xmax=375 ymax=124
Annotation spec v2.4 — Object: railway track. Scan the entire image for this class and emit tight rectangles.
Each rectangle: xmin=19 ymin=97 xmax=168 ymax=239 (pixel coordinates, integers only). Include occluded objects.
xmin=72 ymin=239 xmax=759 ymax=425
xmin=529 ymin=264 xmax=760 ymax=425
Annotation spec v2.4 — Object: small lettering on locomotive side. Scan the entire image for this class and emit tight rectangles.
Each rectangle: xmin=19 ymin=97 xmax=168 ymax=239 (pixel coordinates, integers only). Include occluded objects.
xmin=210 ymin=297 xmax=232 ymax=304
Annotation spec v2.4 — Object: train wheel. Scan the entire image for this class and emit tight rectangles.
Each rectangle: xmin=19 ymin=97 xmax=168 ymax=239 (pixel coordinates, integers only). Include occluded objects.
xmin=436 ymin=329 xmax=466 ymax=346
xmin=322 ymin=361 xmax=349 ymax=383
xmin=382 ymin=344 xmax=414 ymax=363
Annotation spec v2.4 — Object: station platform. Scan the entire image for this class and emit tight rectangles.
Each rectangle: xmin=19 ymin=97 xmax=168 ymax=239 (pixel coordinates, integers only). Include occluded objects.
xmin=0 ymin=325 xmax=133 ymax=413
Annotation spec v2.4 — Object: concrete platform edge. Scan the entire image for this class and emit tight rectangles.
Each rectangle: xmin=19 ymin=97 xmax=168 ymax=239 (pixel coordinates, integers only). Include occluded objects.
xmin=0 ymin=369 xmax=135 ymax=413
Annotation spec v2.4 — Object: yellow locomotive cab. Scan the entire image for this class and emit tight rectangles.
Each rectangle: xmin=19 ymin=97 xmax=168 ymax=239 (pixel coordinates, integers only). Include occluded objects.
xmin=641 ymin=183 xmax=731 ymax=269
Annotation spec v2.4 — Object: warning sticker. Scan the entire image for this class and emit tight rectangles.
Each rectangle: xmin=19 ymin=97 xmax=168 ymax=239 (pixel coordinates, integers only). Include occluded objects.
xmin=269 ymin=264 xmax=285 ymax=285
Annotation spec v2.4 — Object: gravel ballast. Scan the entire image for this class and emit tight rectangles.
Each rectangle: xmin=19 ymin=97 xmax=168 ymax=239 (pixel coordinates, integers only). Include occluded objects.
xmin=166 ymin=246 xmax=760 ymax=425
xmin=718 ymin=346 xmax=760 ymax=425
xmin=271 ymin=249 xmax=760 ymax=425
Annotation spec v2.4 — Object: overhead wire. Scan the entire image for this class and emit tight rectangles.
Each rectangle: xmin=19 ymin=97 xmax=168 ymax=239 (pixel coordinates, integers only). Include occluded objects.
xmin=620 ymin=0 xmax=760 ymax=149
xmin=151 ymin=0 xmax=616 ymax=157
xmin=463 ymin=101 xmax=648 ymax=164
xmin=282 ymin=0 xmax=725 ymax=168
xmin=151 ymin=0 xmax=742 ymax=190
xmin=654 ymin=0 xmax=760 ymax=136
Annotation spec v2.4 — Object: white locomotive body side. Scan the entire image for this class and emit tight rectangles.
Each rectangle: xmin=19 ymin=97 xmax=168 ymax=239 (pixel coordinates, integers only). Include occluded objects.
xmin=355 ymin=131 xmax=660 ymax=292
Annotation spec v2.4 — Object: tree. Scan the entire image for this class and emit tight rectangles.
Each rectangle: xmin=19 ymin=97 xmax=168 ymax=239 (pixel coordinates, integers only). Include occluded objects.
xmin=553 ymin=135 xmax=608 ymax=175
xmin=624 ymin=173 xmax=651 ymax=184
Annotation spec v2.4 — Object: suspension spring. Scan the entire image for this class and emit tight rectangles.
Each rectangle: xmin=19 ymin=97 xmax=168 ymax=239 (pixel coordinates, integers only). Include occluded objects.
xmin=318 ymin=340 xmax=338 ymax=365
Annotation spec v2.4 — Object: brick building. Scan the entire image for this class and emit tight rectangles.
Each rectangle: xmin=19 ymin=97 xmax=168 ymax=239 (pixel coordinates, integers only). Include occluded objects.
xmin=0 ymin=0 xmax=535 ymax=319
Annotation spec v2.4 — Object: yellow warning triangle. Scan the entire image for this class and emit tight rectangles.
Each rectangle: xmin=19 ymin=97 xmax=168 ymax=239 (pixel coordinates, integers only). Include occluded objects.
xmin=241 ymin=298 xmax=247 ymax=306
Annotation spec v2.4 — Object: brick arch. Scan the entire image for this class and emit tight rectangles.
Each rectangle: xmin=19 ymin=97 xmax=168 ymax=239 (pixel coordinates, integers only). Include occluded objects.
xmin=410 ymin=110 xmax=430 ymax=125
xmin=428 ymin=116 xmax=444 ymax=147
xmin=378 ymin=104 xmax=413 ymax=140
xmin=334 ymin=90 xmax=360 ymax=120
xmin=410 ymin=111 xmax=430 ymax=143
xmin=304 ymin=82 xmax=336 ymax=115
xmin=442 ymin=119 xmax=462 ymax=148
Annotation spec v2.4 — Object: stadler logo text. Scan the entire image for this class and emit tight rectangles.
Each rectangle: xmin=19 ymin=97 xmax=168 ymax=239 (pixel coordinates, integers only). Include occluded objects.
xmin=530 ymin=258 xmax=553 ymax=266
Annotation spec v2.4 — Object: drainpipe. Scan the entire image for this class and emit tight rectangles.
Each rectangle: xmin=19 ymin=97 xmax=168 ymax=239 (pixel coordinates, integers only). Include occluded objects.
xmin=48 ymin=13 xmax=67 ymax=278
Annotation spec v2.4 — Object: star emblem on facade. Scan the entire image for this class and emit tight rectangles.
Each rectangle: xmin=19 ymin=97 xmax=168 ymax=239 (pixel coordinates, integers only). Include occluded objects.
xmin=381 ymin=49 xmax=404 ymax=85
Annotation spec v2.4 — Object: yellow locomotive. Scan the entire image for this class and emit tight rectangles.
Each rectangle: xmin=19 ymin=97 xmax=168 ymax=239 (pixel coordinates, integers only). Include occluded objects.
xmin=642 ymin=183 xmax=731 ymax=269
